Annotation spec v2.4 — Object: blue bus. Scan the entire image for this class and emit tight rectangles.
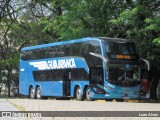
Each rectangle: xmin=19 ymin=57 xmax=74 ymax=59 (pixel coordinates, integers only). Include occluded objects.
xmin=19 ymin=37 xmax=150 ymax=100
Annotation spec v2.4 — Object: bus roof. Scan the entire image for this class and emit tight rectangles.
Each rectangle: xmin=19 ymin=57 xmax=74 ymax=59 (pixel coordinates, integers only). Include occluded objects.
xmin=99 ymin=37 xmax=129 ymax=43
xmin=21 ymin=37 xmax=130 ymax=51
xmin=21 ymin=37 xmax=99 ymax=51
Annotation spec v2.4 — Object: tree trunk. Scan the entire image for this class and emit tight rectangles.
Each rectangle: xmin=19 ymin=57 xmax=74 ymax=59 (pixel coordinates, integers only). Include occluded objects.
xmin=7 ymin=68 xmax=11 ymax=97
xmin=150 ymin=65 xmax=160 ymax=100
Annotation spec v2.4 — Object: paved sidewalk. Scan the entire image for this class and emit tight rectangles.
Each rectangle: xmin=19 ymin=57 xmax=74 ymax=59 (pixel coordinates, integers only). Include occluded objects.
xmin=0 ymin=98 xmax=21 ymax=120
xmin=0 ymin=98 xmax=160 ymax=120
xmin=0 ymin=99 xmax=18 ymax=111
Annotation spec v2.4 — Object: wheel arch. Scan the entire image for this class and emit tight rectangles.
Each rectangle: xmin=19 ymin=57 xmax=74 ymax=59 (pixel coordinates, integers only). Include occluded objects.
xmin=36 ymin=85 xmax=41 ymax=90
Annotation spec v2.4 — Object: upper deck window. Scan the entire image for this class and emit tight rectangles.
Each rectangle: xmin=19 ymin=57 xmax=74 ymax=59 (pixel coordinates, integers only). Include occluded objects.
xmin=103 ymin=41 xmax=138 ymax=60
xmin=109 ymin=43 xmax=137 ymax=55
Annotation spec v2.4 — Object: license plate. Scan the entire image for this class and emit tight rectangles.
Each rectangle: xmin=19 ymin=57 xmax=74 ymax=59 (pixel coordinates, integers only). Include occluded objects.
xmin=123 ymin=96 xmax=129 ymax=99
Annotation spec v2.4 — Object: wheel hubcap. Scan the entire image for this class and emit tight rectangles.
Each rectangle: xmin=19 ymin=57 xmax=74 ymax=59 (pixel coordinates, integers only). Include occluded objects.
xmin=30 ymin=88 xmax=34 ymax=98
xmin=37 ymin=88 xmax=41 ymax=98
xmin=86 ymin=89 xmax=90 ymax=100
xmin=77 ymin=89 xmax=81 ymax=99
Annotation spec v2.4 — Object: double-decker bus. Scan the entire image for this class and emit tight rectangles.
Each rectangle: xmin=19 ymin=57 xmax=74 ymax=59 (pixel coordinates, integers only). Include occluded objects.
xmin=19 ymin=37 xmax=150 ymax=100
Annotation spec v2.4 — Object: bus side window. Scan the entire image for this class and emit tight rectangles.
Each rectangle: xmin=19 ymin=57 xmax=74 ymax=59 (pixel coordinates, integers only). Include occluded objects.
xmin=88 ymin=40 xmax=102 ymax=67
xmin=48 ymin=47 xmax=55 ymax=58
xmin=21 ymin=51 xmax=26 ymax=60
xmin=80 ymin=42 xmax=88 ymax=58
xmin=58 ymin=45 xmax=65 ymax=57
xmin=89 ymin=40 xmax=101 ymax=54
xmin=25 ymin=50 xmax=31 ymax=60
xmin=65 ymin=46 xmax=69 ymax=56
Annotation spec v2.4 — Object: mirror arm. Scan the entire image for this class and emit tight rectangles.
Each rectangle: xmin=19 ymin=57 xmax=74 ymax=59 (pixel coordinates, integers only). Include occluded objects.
xmin=140 ymin=58 xmax=150 ymax=71
xmin=89 ymin=52 xmax=108 ymax=63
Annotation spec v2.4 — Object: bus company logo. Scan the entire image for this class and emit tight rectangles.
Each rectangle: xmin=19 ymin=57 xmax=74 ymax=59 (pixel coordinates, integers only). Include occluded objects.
xmin=29 ymin=58 xmax=76 ymax=70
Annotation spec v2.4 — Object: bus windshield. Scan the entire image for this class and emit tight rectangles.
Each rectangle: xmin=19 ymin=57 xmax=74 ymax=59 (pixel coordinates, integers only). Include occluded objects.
xmin=109 ymin=43 xmax=137 ymax=55
xmin=107 ymin=64 xmax=140 ymax=87
xmin=103 ymin=41 xmax=138 ymax=60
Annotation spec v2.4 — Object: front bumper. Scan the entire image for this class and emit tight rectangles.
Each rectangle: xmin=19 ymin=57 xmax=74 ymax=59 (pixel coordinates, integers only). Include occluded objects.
xmin=89 ymin=87 xmax=150 ymax=100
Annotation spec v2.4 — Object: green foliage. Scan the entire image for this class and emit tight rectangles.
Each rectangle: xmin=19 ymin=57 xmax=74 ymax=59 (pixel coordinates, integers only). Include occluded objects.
xmin=109 ymin=0 xmax=160 ymax=69
xmin=11 ymin=20 xmax=57 ymax=46
xmin=0 ymin=0 xmax=160 ymax=89
xmin=153 ymin=38 xmax=160 ymax=46
xmin=48 ymin=0 xmax=128 ymax=40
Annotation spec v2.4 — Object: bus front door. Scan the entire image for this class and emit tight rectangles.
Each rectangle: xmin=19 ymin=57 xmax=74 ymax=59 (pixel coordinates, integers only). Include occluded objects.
xmin=89 ymin=67 xmax=104 ymax=94
xmin=63 ymin=70 xmax=71 ymax=97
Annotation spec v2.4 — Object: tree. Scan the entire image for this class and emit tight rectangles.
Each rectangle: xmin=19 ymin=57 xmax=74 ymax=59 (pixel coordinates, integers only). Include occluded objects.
xmin=109 ymin=0 xmax=160 ymax=99
xmin=0 ymin=0 xmax=65 ymax=96
xmin=0 ymin=0 xmax=159 ymax=99
xmin=47 ymin=0 xmax=129 ymax=40
xmin=0 ymin=0 xmax=20 ymax=97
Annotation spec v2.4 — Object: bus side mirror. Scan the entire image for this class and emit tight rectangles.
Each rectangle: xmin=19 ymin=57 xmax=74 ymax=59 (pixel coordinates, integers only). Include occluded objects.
xmin=140 ymin=58 xmax=150 ymax=71
xmin=89 ymin=52 xmax=108 ymax=65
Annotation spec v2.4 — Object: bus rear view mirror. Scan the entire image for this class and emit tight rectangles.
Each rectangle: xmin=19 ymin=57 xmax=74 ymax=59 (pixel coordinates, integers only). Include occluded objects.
xmin=140 ymin=58 xmax=150 ymax=71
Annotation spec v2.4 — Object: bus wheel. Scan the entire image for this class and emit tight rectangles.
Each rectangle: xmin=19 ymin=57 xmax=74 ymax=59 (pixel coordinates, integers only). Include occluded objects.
xmin=30 ymin=87 xmax=35 ymax=99
xmin=85 ymin=87 xmax=92 ymax=101
xmin=76 ymin=87 xmax=84 ymax=101
xmin=116 ymin=99 xmax=124 ymax=102
xmin=36 ymin=87 xmax=42 ymax=99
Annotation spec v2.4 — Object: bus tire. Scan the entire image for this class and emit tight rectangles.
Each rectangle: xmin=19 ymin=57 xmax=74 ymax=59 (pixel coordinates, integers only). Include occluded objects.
xmin=85 ymin=87 xmax=92 ymax=101
xmin=76 ymin=87 xmax=84 ymax=101
xmin=29 ymin=87 xmax=35 ymax=99
xmin=43 ymin=96 xmax=49 ymax=100
xmin=36 ymin=86 xmax=42 ymax=99
xmin=116 ymin=99 xmax=124 ymax=102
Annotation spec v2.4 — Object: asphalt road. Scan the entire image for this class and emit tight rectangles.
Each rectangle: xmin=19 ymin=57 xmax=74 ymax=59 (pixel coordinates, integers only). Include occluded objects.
xmin=0 ymin=98 xmax=160 ymax=120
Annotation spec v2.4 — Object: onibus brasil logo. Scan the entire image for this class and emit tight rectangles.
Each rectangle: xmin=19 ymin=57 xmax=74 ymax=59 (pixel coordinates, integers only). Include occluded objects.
xmin=29 ymin=58 xmax=76 ymax=70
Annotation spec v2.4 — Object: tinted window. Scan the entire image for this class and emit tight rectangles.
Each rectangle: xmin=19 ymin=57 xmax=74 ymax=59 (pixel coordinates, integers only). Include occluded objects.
xmin=51 ymin=46 xmax=65 ymax=57
xmin=71 ymin=68 xmax=88 ymax=80
xmin=66 ymin=42 xmax=89 ymax=57
xmin=22 ymin=50 xmax=31 ymax=60
xmin=21 ymin=40 xmax=103 ymax=68
xmin=38 ymin=48 xmax=48 ymax=59
xmin=88 ymin=40 xmax=102 ymax=67
xmin=108 ymin=64 xmax=140 ymax=87
xmin=33 ymin=70 xmax=64 ymax=81
xmin=66 ymin=40 xmax=102 ymax=67
xmin=89 ymin=40 xmax=101 ymax=54
xmin=21 ymin=45 xmax=65 ymax=61
xmin=33 ymin=68 xmax=88 ymax=81
xmin=109 ymin=43 xmax=137 ymax=55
